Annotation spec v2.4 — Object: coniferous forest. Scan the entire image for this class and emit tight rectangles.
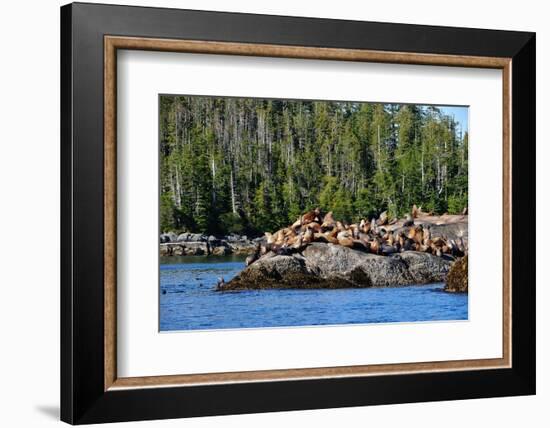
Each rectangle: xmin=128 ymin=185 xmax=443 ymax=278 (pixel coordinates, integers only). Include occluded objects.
xmin=160 ymin=95 xmax=468 ymax=236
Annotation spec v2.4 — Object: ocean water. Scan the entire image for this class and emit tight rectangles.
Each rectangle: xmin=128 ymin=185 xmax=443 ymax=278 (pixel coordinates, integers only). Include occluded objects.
xmin=160 ymin=255 xmax=468 ymax=331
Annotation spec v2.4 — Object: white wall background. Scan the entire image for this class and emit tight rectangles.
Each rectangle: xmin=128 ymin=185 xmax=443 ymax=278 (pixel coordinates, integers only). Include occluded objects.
xmin=0 ymin=0 xmax=546 ymax=427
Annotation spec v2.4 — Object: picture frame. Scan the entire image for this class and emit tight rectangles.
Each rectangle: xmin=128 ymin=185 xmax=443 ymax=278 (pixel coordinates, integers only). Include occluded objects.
xmin=61 ymin=2 xmax=535 ymax=424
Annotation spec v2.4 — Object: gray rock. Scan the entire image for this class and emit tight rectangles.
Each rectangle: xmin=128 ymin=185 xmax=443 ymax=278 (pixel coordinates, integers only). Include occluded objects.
xmin=228 ymin=241 xmax=257 ymax=255
xmin=445 ymin=256 xmax=468 ymax=293
xmin=160 ymin=232 xmax=177 ymax=243
xmin=159 ymin=242 xmax=209 ymax=256
xmin=172 ymin=245 xmax=185 ymax=256
xmin=222 ymin=243 xmax=451 ymax=290
xmin=182 ymin=242 xmax=209 ymax=255
xmin=212 ymin=246 xmax=232 ymax=256
xmin=176 ymin=232 xmax=190 ymax=242
xmin=187 ymin=233 xmax=206 ymax=242
xmin=425 ymin=222 xmax=468 ymax=243
xmin=159 ymin=244 xmax=171 ymax=256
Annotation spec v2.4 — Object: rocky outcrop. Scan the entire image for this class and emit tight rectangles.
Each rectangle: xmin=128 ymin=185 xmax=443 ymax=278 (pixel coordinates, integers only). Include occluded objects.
xmin=220 ymin=243 xmax=451 ymax=290
xmin=159 ymin=233 xmax=260 ymax=256
xmin=444 ymin=256 xmax=468 ymax=293
xmin=427 ymin=222 xmax=468 ymax=246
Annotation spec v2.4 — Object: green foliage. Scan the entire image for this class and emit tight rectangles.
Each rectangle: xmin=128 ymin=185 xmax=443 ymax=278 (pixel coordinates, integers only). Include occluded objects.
xmin=159 ymin=96 xmax=468 ymax=235
xmin=219 ymin=212 xmax=246 ymax=235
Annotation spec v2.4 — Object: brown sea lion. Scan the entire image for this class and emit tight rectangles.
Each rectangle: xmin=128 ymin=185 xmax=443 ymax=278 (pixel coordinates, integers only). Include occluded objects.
xmin=307 ymin=222 xmax=322 ymax=233
xmin=264 ymin=232 xmax=275 ymax=245
xmin=291 ymin=235 xmax=303 ymax=250
xmin=359 ymin=219 xmax=371 ymax=234
xmin=403 ymin=213 xmax=414 ymax=227
xmin=291 ymin=216 xmax=302 ymax=230
xmin=338 ymin=236 xmax=354 ymax=248
xmin=408 ymin=225 xmax=424 ymax=245
xmin=352 ymin=239 xmax=369 ymax=251
xmin=321 ymin=211 xmax=335 ymax=231
xmin=370 ymin=218 xmax=378 ymax=234
xmin=301 ymin=208 xmax=320 ymax=225
xmin=323 ymin=230 xmax=339 ymax=244
xmin=303 ymin=227 xmax=314 ymax=244
xmin=245 ymin=244 xmax=262 ymax=266
xmin=314 ymin=232 xmax=329 ymax=243
xmin=273 ymin=230 xmax=285 ymax=246
xmin=369 ymin=238 xmax=381 ymax=254
xmin=377 ymin=210 xmax=388 ymax=226
xmin=337 ymin=230 xmax=351 ymax=241
xmin=350 ymin=224 xmax=360 ymax=239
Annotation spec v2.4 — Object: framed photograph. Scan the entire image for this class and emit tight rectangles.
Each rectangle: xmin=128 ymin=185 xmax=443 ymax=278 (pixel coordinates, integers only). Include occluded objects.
xmin=61 ymin=2 xmax=535 ymax=424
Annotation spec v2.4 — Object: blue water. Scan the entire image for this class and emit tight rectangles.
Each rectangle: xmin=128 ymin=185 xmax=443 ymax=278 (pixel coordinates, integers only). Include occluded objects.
xmin=160 ymin=256 xmax=468 ymax=331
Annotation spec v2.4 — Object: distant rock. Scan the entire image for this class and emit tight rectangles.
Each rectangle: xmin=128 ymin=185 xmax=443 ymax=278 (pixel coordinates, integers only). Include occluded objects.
xmin=160 ymin=232 xmax=262 ymax=257
xmin=227 ymin=241 xmax=258 ymax=255
xmin=176 ymin=232 xmax=190 ymax=242
xmin=160 ymin=242 xmax=209 ymax=256
xmin=428 ymin=222 xmax=468 ymax=244
xmin=160 ymin=232 xmax=177 ymax=243
xmin=220 ymin=243 xmax=451 ymax=290
xmin=212 ymin=246 xmax=232 ymax=256
xmin=188 ymin=233 xmax=206 ymax=242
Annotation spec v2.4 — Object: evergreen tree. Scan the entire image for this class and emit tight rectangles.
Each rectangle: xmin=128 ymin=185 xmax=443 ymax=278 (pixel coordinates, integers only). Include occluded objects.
xmin=159 ymin=96 xmax=468 ymax=234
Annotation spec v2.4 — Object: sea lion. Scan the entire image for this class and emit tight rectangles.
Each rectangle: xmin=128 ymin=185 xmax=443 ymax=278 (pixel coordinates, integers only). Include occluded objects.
xmin=264 ymin=232 xmax=275 ymax=245
xmin=303 ymin=227 xmax=314 ymax=244
xmin=323 ymin=229 xmax=339 ymax=244
xmin=408 ymin=225 xmax=424 ymax=245
xmin=377 ymin=210 xmax=388 ymax=226
xmin=307 ymin=222 xmax=322 ymax=233
xmin=275 ymin=244 xmax=293 ymax=256
xmin=313 ymin=232 xmax=329 ymax=243
xmin=338 ymin=236 xmax=354 ymax=248
xmin=321 ymin=211 xmax=335 ymax=231
xmin=359 ymin=219 xmax=371 ymax=234
xmin=448 ymin=239 xmax=465 ymax=257
xmin=350 ymin=224 xmax=360 ymax=239
xmin=352 ymin=239 xmax=369 ymax=251
xmin=291 ymin=235 xmax=304 ymax=250
xmin=402 ymin=238 xmax=416 ymax=251
xmin=370 ymin=218 xmax=378 ymax=235
xmin=245 ymin=244 xmax=262 ymax=266
xmin=412 ymin=205 xmax=432 ymax=218
xmin=301 ymin=208 xmax=320 ymax=225
xmin=369 ymin=238 xmax=381 ymax=254
xmin=380 ymin=244 xmax=398 ymax=256
xmin=403 ymin=213 xmax=414 ymax=227
xmin=291 ymin=216 xmax=302 ymax=230
xmin=337 ymin=230 xmax=351 ymax=240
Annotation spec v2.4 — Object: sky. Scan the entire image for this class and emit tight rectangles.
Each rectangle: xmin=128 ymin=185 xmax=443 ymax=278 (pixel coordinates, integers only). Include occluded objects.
xmin=439 ymin=105 xmax=469 ymax=136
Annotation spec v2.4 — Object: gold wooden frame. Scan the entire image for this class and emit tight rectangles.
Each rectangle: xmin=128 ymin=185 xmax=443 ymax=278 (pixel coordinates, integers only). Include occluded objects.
xmin=104 ymin=35 xmax=512 ymax=391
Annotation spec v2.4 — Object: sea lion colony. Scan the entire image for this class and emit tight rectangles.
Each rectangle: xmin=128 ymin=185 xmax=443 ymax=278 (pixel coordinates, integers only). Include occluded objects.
xmin=245 ymin=205 xmax=468 ymax=266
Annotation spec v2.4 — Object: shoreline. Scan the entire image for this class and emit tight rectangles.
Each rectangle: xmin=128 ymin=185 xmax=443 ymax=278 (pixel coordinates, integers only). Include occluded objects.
xmin=160 ymin=233 xmax=261 ymax=256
